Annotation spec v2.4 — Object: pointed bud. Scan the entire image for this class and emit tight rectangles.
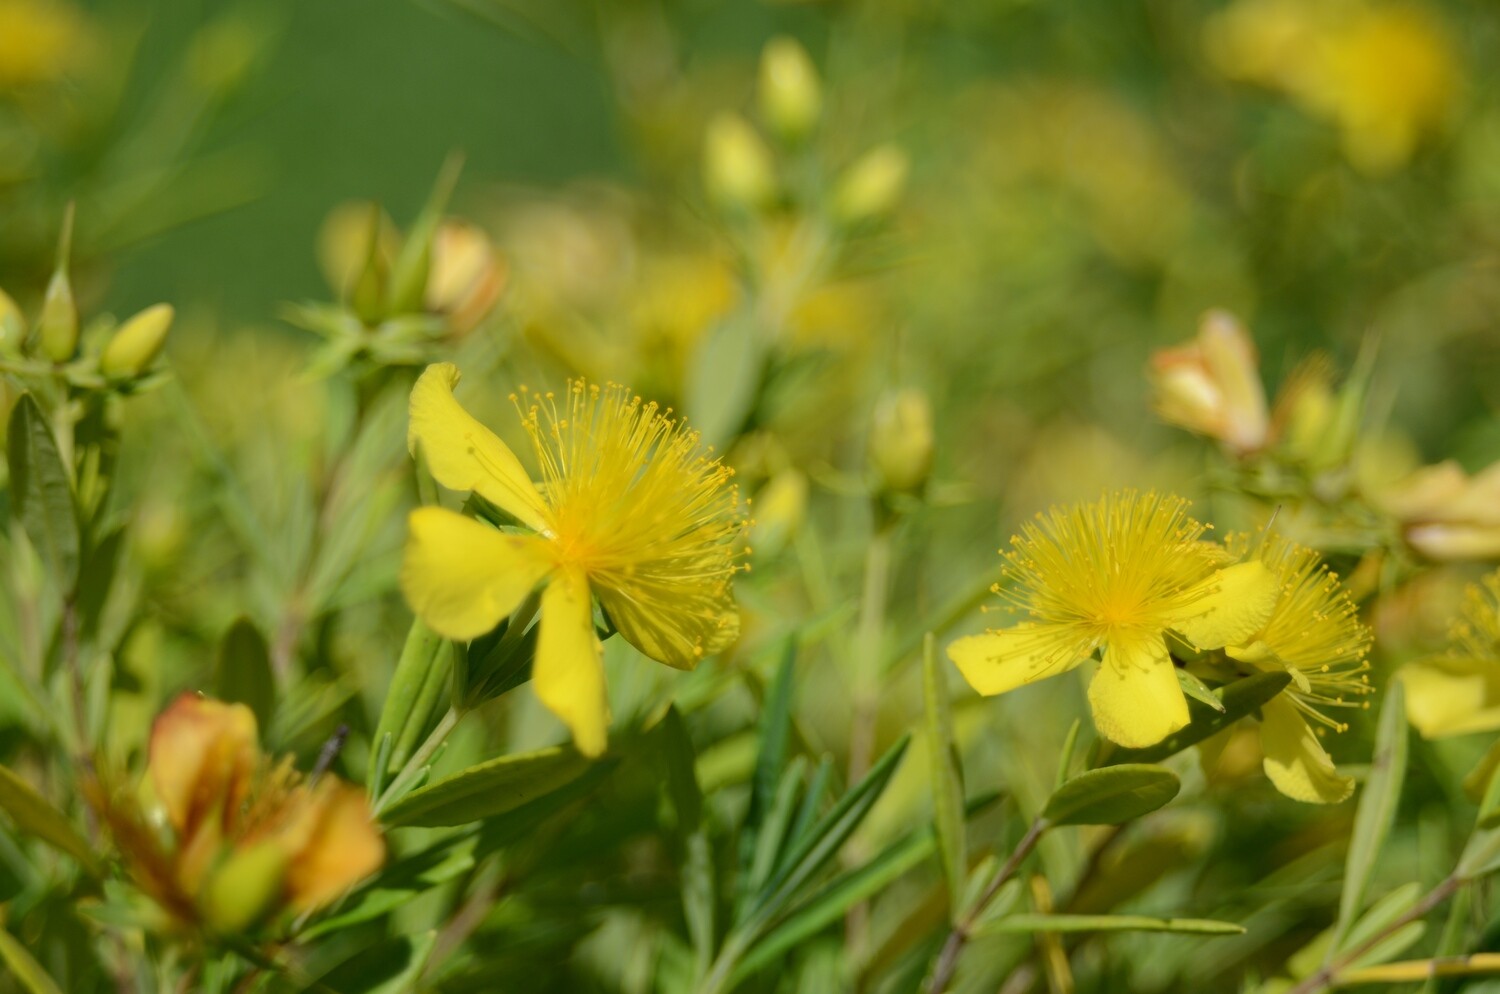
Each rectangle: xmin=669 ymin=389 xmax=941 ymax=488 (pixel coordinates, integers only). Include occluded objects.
xmin=758 ymin=37 xmax=822 ymax=141
xmin=832 ymin=144 xmax=909 ymax=225
xmin=200 ymin=841 xmax=289 ymax=934
xmin=38 ymin=208 xmax=79 ymax=362
xmin=389 ymin=153 xmax=464 ymax=315
xmin=101 ymin=303 xmax=173 ymax=378
xmin=748 ymin=470 xmax=808 ymax=558
xmin=869 ymin=388 xmax=934 ymax=495
xmin=351 ymin=202 xmax=390 ymax=325
xmin=0 ymin=288 xmax=24 ymax=355
xmin=704 ymin=112 xmax=776 ymax=211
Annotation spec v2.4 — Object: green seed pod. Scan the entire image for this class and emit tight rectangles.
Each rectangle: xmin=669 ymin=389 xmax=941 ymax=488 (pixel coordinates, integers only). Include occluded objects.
xmin=101 ymin=303 xmax=174 ymax=378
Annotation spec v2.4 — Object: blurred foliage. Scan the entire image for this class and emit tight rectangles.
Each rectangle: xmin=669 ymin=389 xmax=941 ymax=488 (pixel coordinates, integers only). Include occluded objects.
xmin=2 ymin=0 xmax=1500 ymax=992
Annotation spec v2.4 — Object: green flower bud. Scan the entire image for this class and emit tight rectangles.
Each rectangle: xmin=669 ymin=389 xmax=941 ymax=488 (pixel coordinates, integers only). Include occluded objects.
xmin=37 ymin=266 xmax=78 ymax=362
xmin=832 ymin=144 xmax=909 ymax=225
xmin=758 ymin=37 xmax=822 ymax=141
xmin=0 ymin=287 xmax=25 ymax=355
xmin=101 ymin=303 xmax=174 ymax=378
xmin=704 ymin=112 xmax=776 ymax=211
xmin=200 ymin=841 xmax=289 ymax=934
xmin=869 ymin=388 xmax=934 ymax=495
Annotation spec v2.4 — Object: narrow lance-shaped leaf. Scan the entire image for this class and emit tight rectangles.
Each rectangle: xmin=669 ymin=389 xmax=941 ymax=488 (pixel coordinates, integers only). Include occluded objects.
xmin=975 ymin=913 xmax=1244 ymax=937
xmin=369 ymin=619 xmax=448 ymax=790
xmin=7 ymin=394 xmax=79 ymax=591
xmin=747 ymin=735 xmax=911 ymax=931
xmin=741 ymin=640 xmax=796 ymax=875
xmin=1331 ymin=679 xmax=1407 ymax=952
xmin=380 ymin=744 xmax=592 ymax=828
xmin=1044 ymin=765 xmax=1180 ymax=827
xmin=214 ymin=617 xmax=275 ymax=730
xmin=0 ymin=926 xmax=65 ymax=994
xmin=0 ymin=763 xmax=99 ymax=875
xmin=923 ymin=632 xmax=967 ymax=920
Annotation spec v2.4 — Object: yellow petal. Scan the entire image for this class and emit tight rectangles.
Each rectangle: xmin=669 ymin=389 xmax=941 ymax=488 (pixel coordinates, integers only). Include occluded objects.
xmin=535 ymin=569 xmax=609 ymax=758
xmin=1168 ymin=560 xmax=1279 ymax=650
xmin=1260 ymin=696 xmax=1354 ymax=803
xmin=408 ymin=363 xmax=550 ymax=533
xmin=1087 ymin=633 xmax=1189 ymax=748
xmin=400 ymin=507 xmax=553 ymax=641
xmin=595 ymin=588 xmax=740 ymax=671
xmin=946 ymin=624 xmax=1090 ymax=697
xmin=1399 ymin=658 xmax=1500 ymax=739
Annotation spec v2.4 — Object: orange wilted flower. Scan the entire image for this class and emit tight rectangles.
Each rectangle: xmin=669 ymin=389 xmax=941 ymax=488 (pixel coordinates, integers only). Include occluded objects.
xmin=99 ymin=694 xmax=384 ymax=934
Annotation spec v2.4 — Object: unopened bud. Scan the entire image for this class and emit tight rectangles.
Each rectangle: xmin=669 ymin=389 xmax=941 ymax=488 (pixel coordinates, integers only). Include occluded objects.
xmin=38 ymin=267 xmax=78 ymax=362
xmin=870 ymin=388 xmax=934 ymax=495
xmin=704 ymin=113 xmax=776 ymax=211
xmin=758 ymin=37 xmax=822 ymax=141
xmin=1149 ymin=310 xmax=1269 ymax=457
xmin=748 ymin=470 xmax=808 ymax=557
xmin=38 ymin=207 xmax=78 ymax=362
xmin=200 ymin=841 xmax=288 ymax=933
xmin=101 ymin=303 xmax=173 ymax=378
xmin=1273 ymin=354 xmax=1362 ymax=471
xmin=426 ymin=221 xmax=506 ymax=333
xmin=0 ymin=288 xmax=24 ymax=355
xmin=832 ymin=145 xmax=908 ymax=225
xmin=351 ymin=203 xmax=391 ymax=325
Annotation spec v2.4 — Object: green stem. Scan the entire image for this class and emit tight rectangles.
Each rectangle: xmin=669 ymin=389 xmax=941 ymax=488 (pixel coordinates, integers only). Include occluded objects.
xmin=1285 ymin=874 xmax=1461 ymax=994
xmin=373 ymin=706 xmax=462 ymax=816
xmin=926 ymin=817 xmax=1049 ymax=994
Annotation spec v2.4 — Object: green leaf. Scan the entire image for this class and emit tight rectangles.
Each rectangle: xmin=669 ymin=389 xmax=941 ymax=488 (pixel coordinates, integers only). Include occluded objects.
xmin=733 ymin=791 xmax=1002 ymax=982
xmin=474 ymin=758 xmax=617 ymax=856
xmin=660 ymin=706 xmax=703 ymax=835
xmin=1107 ymin=671 xmax=1291 ymax=765
xmin=686 ymin=313 xmax=764 ymax=447
xmin=369 ymin=620 xmax=449 ymax=790
xmin=213 ymin=617 xmax=275 ymax=729
xmin=74 ymin=526 xmax=122 ymax=639
xmin=735 ymin=818 xmax=932 ymax=980
xmin=0 ymin=925 xmax=65 ymax=994
xmin=1043 ymin=764 xmax=1180 ymax=826
xmin=741 ymin=641 xmax=796 ymax=875
xmin=746 ymin=735 xmax=911 ymax=931
xmin=1331 ymin=679 xmax=1407 ymax=950
xmin=0 ymin=763 xmax=98 ymax=874
xmin=975 ymin=913 xmax=1244 ymax=936
xmin=741 ymin=757 xmax=807 ymax=916
xmin=1478 ymin=757 xmax=1500 ymax=831
xmin=1055 ymin=719 xmax=1082 ymax=792
xmin=1177 ymin=669 xmax=1227 ymax=713
xmin=923 ymin=631 xmax=967 ymax=921
xmin=6 ymin=394 xmax=79 ymax=590
xmin=320 ymin=930 xmax=436 ymax=994
xmin=380 ymin=744 xmax=593 ymax=827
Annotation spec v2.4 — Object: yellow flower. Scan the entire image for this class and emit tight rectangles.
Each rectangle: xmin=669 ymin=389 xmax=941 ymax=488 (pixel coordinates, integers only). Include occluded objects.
xmin=1399 ymin=568 xmax=1500 ymax=738
xmin=1149 ymin=310 xmax=1269 ymax=457
xmin=0 ymin=0 xmax=86 ymax=88
xmin=947 ymin=492 xmax=1278 ymax=748
xmin=101 ymin=694 xmax=384 ymax=932
xmin=401 ymin=364 xmax=745 ymax=756
xmin=1206 ymin=0 xmax=1458 ymax=174
xmin=1222 ymin=534 xmax=1373 ymax=803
